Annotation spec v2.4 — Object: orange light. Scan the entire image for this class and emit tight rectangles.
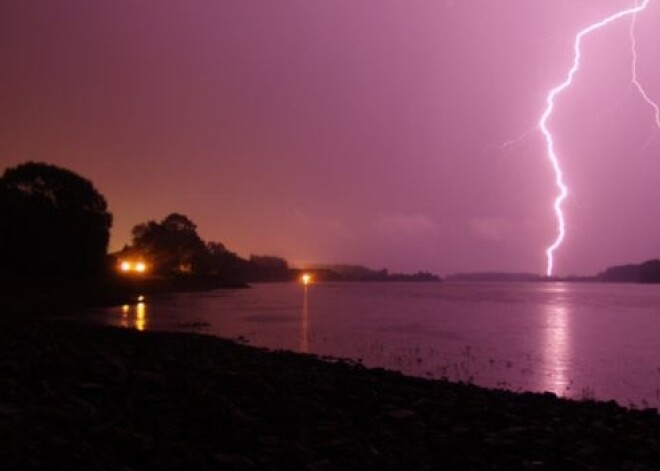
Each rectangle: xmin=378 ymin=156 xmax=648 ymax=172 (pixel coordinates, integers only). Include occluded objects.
xmin=136 ymin=302 xmax=146 ymax=331
xmin=118 ymin=259 xmax=149 ymax=275
xmin=301 ymin=273 xmax=312 ymax=286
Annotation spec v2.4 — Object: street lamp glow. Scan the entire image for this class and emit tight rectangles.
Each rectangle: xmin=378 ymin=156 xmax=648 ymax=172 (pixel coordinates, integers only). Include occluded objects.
xmin=301 ymin=273 xmax=312 ymax=286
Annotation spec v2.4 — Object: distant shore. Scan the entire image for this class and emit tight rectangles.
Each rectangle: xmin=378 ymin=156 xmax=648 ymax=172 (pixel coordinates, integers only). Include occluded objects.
xmin=2 ymin=278 xmax=660 ymax=469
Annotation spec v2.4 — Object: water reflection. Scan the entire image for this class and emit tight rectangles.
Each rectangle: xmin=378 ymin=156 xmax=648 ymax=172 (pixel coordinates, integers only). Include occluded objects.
xmin=136 ymin=302 xmax=147 ymax=331
xmin=121 ymin=304 xmax=130 ymax=328
xmin=119 ymin=299 xmax=148 ymax=331
xmin=541 ymin=283 xmax=571 ymax=396
xmin=95 ymin=282 xmax=660 ymax=408
xmin=300 ymin=285 xmax=310 ymax=353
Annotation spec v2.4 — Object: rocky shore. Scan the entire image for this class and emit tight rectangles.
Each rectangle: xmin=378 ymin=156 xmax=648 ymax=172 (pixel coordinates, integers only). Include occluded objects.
xmin=1 ymin=310 xmax=660 ymax=470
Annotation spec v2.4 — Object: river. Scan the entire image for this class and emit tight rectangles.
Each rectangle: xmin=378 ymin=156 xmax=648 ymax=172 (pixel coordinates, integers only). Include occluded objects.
xmin=90 ymin=281 xmax=660 ymax=408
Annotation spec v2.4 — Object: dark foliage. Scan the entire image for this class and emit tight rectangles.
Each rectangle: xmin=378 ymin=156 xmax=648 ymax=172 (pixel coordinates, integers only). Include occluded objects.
xmin=0 ymin=162 xmax=112 ymax=277
xmin=639 ymin=259 xmax=660 ymax=283
xmin=130 ymin=213 xmax=208 ymax=275
xmin=598 ymin=259 xmax=660 ymax=283
xmin=200 ymin=241 xmax=253 ymax=284
xmin=298 ymin=264 xmax=441 ymax=282
xmin=124 ymin=212 xmax=292 ymax=282
xmin=248 ymin=255 xmax=291 ymax=282
xmin=126 ymin=213 xmax=439 ymax=284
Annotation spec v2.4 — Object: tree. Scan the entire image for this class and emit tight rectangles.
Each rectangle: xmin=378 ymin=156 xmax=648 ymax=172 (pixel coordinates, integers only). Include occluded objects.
xmin=640 ymin=259 xmax=660 ymax=283
xmin=248 ymin=255 xmax=291 ymax=281
xmin=0 ymin=162 xmax=112 ymax=276
xmin=200 ymin=241 xmax=251 ymax=283
xmin=131 ymin=213 xmax=207 ymax=274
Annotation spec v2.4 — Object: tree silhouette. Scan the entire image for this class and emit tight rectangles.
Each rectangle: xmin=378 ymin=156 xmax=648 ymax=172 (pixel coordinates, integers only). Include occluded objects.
xmin=194 ymin=241 xmax=249 ymax=283
xmin=131 ymin=213 xmax=207 ymax=274
xmin=248 ymin=255 xmax=290 ymax=281
xmin=0 ymin=162 xmax=112 ymax=276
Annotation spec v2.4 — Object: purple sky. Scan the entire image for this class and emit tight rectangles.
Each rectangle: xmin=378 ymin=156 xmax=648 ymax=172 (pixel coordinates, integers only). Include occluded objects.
xmin=2 ymin=0 xmax=660 ymax=276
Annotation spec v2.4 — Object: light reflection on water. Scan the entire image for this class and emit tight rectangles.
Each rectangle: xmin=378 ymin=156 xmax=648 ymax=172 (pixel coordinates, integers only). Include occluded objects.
xmin=92 ymin=282 xmax=660 ymax=408
xmin=300 ymin=285 xmax=310 ymax=354
xmin=120 ymin=301 xmax=147 ymax=331
xmin=540 ymin=284 xmax=571 ymax=397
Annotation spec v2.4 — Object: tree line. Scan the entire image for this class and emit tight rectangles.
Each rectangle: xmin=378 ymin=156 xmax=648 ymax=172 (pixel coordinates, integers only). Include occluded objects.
xmin=597 ymin=260 xmax=660 ymax=283
xmin=0 ymin=162 xmax=111 ymax=277
xmin=0 ymin=162 xmax=289 ymax=282
xmin=121 ymin=212 xmax=290 ymax=283
xmin=0 ymin=162 xmax=442 ymax=283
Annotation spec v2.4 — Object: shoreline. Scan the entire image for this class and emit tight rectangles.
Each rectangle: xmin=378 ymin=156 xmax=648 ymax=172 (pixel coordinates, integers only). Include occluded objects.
xmin=3 ymin=279 xmax=660 ymax=468
xmin=0 ymin=274 xmax=248 ymax=313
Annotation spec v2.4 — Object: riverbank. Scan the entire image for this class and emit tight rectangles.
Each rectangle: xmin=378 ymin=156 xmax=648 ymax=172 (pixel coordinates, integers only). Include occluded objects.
xmin=2 ymin=305 xmax=660 ymax=470
xmin=0 ymin=274 xmax=247 ymax=316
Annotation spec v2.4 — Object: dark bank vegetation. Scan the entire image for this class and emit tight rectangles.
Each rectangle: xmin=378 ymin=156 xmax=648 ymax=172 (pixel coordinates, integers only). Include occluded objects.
xmin=121 ymin=216 xmax=442 ymax=284
xmin=446 ymin=272 xmax=545 ymax=282
xmin=445 ymin=262 xmax=660 ymax=284
xmin=296 ymin=264 xmax=440 ymax=282
xmin=0 ymin=161 xmax=441 ymax=286
xmin=0 ymin=162 xmax=291 ymax=286
xmin=598 ymin=259 xmax=660 ymax=283
xmin=117 ymin=212 xmax=292 ymax=283
xmin=0 ymin=162 xmax=112 ymax=277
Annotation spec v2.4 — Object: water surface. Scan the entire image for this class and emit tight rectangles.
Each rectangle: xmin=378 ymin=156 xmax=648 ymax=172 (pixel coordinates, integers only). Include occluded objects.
xmin=91 ymin=281 xmax=660 ymax=408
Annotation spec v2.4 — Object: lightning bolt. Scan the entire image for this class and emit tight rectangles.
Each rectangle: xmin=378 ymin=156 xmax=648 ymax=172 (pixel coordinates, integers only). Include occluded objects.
xmin=539 ymin=0 xmax=652 ymax=277
xmin=630 ymin=6 xmax=660 ymax=130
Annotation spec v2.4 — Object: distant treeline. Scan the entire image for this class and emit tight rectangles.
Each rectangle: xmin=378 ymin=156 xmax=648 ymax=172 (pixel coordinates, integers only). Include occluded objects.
xmin=116 ymin=212 xmax=293 ymax=284
xmin=446 ymin=261 xmax=660 ymax=284
xmin=117 ymin=215 xmax=443 ymax=284
xmin=597 ymin=260 xmax=660 ymax=283
xmin=297 ymin=264 xmax=441 ymax=282
xmin=445 ymin=272 xmax=544 ymax=282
